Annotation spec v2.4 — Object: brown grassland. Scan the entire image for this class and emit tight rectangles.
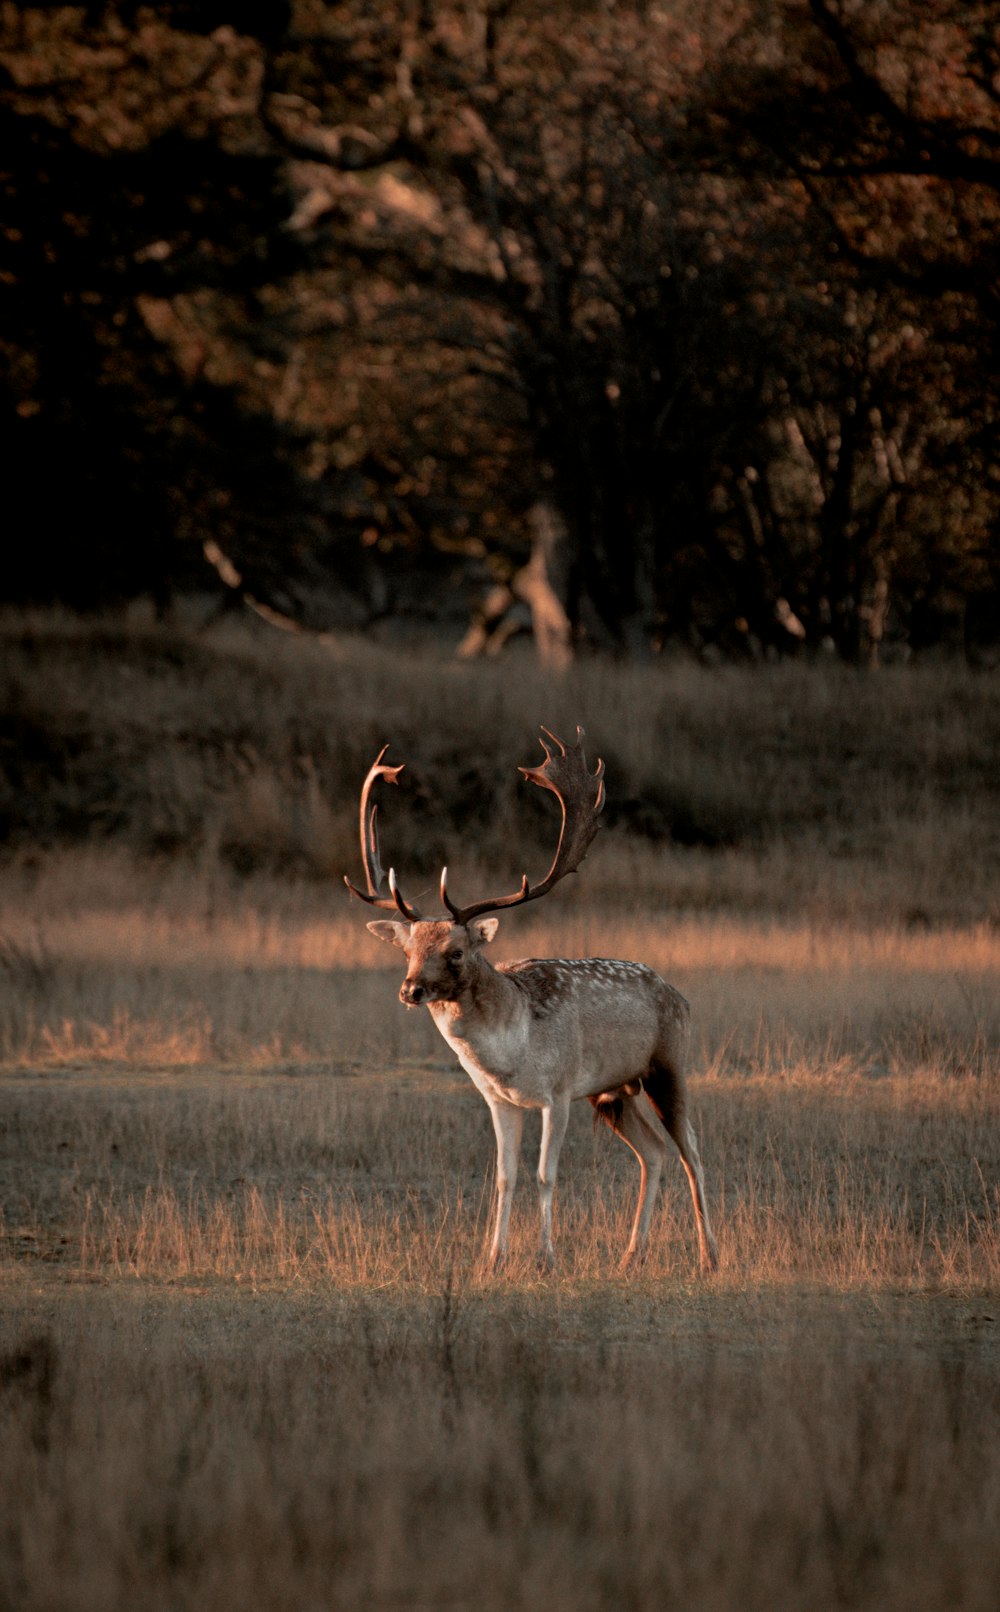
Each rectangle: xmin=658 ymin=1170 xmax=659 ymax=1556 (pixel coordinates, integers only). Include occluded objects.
xmin=1 ymin=610 xmax=999 ymax=1610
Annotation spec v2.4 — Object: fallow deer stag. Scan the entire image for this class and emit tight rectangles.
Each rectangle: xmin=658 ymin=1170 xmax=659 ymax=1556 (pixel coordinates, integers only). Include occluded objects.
xmin=345 ymin=727 xmax=718 ymax=1275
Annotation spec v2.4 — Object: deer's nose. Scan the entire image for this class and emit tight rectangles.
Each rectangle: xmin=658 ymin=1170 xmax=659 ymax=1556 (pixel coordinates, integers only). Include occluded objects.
xmin=400 ymin=981 xmax=426 ymax=1005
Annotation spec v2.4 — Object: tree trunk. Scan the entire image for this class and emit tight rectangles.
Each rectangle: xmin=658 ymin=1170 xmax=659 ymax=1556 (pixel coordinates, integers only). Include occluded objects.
xmin=513 ymin=500 xmax=574 ymax=671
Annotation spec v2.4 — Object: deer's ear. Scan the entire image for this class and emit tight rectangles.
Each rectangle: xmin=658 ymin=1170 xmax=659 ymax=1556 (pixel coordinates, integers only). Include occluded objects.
xmin=470 ymin=916 xmax=500 ymax=945
xmin=367 ymin=920 xmax=411 ymax=948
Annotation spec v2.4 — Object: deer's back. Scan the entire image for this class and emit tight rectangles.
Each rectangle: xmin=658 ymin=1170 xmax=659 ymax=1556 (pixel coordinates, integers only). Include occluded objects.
xmin=497 ymin=956 xmax=689 ymax=1086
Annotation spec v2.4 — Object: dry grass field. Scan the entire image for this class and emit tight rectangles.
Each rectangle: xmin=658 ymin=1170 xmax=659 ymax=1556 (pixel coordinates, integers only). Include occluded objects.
xmin=1 ymin=611 xmax=999 ymax=1610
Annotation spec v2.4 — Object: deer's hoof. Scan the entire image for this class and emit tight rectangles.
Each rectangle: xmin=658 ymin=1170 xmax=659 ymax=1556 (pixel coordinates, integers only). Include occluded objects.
xmin=618 ymin=1246 xmax=645 ymax=1276
xmin=700 ymin=1241 xmax=720 ymax=1276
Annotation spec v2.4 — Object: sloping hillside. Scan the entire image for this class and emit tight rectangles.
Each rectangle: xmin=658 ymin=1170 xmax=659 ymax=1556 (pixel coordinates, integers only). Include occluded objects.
xmin=2 ymin=608 xmax=998 ymax=924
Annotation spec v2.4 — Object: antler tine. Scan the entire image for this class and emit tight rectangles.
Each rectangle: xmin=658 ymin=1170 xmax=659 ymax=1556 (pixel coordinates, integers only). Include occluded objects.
xmin=445 ymin=725 xmax=604 ymax=925
xmin=343 ymin=745 xmax=424 ymax=919
xmin=441 ymin=864 xmax=530 ymax=921
xmin=389 ymin=867 xmax=423 ymax=923
xmin=440 ymin=865 xmax=461 ymax=920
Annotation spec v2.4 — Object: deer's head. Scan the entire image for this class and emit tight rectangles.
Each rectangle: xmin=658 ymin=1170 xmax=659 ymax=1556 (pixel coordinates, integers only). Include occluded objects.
xmin=366 ymin=916 xmax=500 ymax=1006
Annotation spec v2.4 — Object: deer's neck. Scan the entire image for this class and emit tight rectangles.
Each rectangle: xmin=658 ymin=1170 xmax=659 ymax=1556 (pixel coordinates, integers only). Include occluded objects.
xmin=427 ymin=955 xmax=525 ymax=1068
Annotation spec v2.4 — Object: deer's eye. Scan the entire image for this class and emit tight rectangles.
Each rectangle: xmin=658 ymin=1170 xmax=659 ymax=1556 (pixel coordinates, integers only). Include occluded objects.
xmin=449 ymin=949 xmax=464 ymax=962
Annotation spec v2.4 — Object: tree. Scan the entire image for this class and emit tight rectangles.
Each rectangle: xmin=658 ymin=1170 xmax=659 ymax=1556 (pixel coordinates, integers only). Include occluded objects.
xmin=1 ymin=3 xmax=371 ymax=614
xmin=700 ymin=0 xmax=1000 ymax=655
xmin=2 ymin=1 xmax=996 ymax=659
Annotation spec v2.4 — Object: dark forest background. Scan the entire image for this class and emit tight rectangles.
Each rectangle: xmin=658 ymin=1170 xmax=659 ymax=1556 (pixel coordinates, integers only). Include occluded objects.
xmin=3 ymin=1 xmax=999 ymax=663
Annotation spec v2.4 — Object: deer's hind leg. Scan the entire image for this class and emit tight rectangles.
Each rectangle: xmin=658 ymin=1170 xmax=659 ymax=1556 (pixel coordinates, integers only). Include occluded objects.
xmin=643 ymin=1062 xmax=718 ymax=1274
xmin=589 ymin=1090 xmax=669 ymax=1270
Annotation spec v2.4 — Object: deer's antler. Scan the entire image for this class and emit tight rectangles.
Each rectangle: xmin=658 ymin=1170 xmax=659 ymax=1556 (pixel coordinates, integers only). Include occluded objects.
xmin=346 ymin=728 xmax=604 ymax=926
xmin=440 ymin=726 xmax=605 ymax=924
xmin=343 ymin=745 xmax=424 ymax=921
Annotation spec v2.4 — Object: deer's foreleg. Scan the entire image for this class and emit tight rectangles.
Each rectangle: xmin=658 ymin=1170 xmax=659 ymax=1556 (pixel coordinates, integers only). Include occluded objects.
xmin=537 ymin=1096 xmax=571 ymax=1272
xmin=487 ymin=1100 xmax=524 ymax=1269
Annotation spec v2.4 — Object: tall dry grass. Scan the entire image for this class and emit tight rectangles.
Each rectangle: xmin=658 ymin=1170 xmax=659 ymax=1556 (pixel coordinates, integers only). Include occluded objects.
xmin=1 ymin=848 xmax=998 ymax=1069
xmin=2 ymin=1283 xmax=999 ymax=1612
xmin=3 ymin=1057 xmax=998 ymax=1294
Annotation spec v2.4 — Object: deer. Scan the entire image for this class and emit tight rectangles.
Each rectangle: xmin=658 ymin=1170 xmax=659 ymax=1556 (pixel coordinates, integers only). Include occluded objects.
xmin=345 ymin=727 xmax=718 ymax=1276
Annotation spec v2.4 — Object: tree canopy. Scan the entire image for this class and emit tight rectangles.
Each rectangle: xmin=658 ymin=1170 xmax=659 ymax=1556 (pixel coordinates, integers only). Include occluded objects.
xmin=2 ymin=1 xmax=998 ymax=660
